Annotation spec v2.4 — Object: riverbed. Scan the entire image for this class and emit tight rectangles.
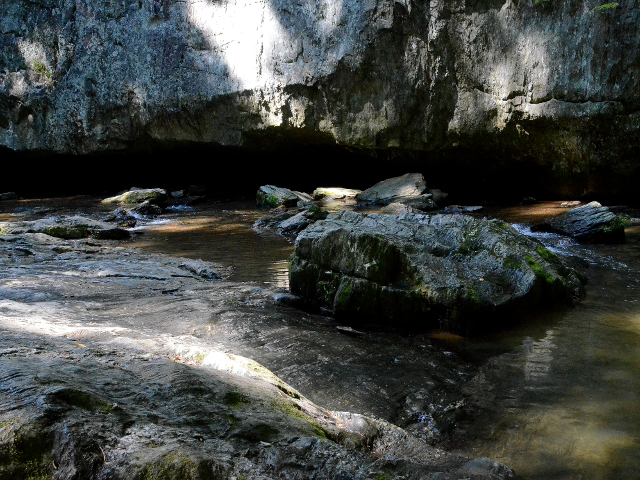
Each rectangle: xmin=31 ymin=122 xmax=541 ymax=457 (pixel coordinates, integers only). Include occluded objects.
xmin=1 ymin=196 xmax=639 ymax=479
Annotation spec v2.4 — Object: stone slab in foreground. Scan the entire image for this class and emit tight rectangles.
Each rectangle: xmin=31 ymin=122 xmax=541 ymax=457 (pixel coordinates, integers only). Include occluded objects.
xmin=290 ymin=211 xmax=585 ymax=334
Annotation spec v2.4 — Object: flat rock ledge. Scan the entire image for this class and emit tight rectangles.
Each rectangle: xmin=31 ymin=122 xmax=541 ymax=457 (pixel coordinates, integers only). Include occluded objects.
xmin=290 ymin=211 xmax=585 ymax=334
xmin=0 ymin=216 xmax=130 ymax=240
xmin=0 ymin=232 xmax=516 ymax=480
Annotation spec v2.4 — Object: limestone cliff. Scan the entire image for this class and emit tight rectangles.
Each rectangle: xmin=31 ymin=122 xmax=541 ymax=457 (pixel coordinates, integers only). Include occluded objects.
xmin=1 ymin=0 xmax=638 ymax=196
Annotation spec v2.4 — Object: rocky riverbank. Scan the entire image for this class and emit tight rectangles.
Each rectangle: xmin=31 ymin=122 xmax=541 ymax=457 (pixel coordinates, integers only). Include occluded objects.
xmin=0 ymin=224 xmax=518 ymax=479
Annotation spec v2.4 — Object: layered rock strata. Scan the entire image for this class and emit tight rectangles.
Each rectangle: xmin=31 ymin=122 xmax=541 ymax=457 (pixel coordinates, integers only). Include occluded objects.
xmin=1 ymin=0 xmax=639 ymax=196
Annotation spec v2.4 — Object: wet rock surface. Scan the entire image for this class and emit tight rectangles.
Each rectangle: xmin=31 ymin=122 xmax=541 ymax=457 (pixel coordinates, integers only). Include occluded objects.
xmin=101 ymin=188 xmax=169 ymax=206
xmin=0 ymin=215 xmax=130 ymax=239
xmin=532 ymin=201 xmax=627 ymax=244
xmin=255 ymin=207 xmax=329 ymax=236
xmin=290 ymin=210 xmax=585 ymax=334
xmin=357 ymin=173 xmax=428 ymax=204
xmin=256 ymin=185 xmax=300 ymax=208
xmin=357 ymin=174 xmax=438 ymax=212
xmin=0 ymin=230 xmax=517 ymax=479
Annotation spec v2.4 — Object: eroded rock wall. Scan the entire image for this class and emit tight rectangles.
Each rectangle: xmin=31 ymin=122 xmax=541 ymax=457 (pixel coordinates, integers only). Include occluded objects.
xmin=1 ymin=0 xmax=639 ymax=195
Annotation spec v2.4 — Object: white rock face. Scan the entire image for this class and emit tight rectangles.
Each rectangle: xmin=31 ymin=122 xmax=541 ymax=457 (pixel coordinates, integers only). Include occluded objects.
xmin=0 ymin=0 xmax=638 ymax=195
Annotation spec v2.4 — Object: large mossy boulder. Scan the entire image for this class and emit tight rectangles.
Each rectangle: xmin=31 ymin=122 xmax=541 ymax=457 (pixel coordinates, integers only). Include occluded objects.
xmin=256 ymin=185 xmax=300 ymax=208
xmin=101 ymin=188 xmax=168 ymax=205
xmin=289 ymin=211 xmax=585 ymax=334
xmin=0 ymin=216 xmax=130 ymax=240
xmin=532 ymin=201 xmax=627 ymax=244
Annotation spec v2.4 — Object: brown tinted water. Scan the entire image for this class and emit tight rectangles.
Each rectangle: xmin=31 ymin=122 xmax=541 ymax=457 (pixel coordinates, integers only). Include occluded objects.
xmin=2 ymin=196 xmax=640 ymax=479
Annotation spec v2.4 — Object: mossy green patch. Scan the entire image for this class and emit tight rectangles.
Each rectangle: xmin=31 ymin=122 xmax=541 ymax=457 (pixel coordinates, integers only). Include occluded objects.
xmin=316 ymin=270 xmax=342 ymax=306
xmin=526 ymin=256 xmax=554 ymax=284
xmin=536 ymin=246 xmax=559 ymax=263
xmin=53 ymin=388 xmax=114 ymax=414
xmin=0 ymin=423 xmax=53 ymax=480
xmin=504 ymin=257 xmax=522 ymax=270
xmin=223 ymin=392 xmax=249 ymax=409
xmin=602 ymin=215 xmax=630 ymax=234
xmin=134 ymin=453 xmax=202 ymax=480
xmin=338 ymin=282 xmax=352 ymax=304
xmin=266 ymin=195 xmax=281 ymax=207
xmin=275 ymin=401 xmax=329 ymax=440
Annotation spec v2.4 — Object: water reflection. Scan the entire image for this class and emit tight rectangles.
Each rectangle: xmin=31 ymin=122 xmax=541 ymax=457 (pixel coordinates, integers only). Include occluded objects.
xmin=522 ymin=330 xmax=556 ymax=386
xmin=128 ymin=202 xmax=294 ymax=288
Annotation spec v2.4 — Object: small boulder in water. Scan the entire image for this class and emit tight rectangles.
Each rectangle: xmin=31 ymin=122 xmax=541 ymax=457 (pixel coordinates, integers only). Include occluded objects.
xmin=128 ymin=200 xmax=163 ymax=216
xmin=532 ymin=201 xmax=627 ymax=244
xmin=381 ymin=203 xmax=418 ymax=214
xmin=256 ymin=185 xmax=299 ymax=208
xmin=255 ymin=207 xmax=328 ymax=236
xmin=101 ymin=188 xmax=168 ymax=205
xmin=312 ymin=187 xmax=362 ymax=200
xmin=356 ymin=173 xmax=427 ymax=204
xmin=444 ymin=205 xmax=483 ymax=213
xmin=356 ymin=173 xmax=437 ymax=211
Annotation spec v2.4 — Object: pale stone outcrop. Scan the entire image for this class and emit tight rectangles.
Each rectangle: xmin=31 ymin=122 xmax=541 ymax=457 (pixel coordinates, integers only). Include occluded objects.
xmin=1 ymin=0 xmax=639 ymax=196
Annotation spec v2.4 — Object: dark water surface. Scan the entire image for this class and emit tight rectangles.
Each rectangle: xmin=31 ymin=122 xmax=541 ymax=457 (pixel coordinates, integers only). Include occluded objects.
xmin=2 ymin=196 xmax=640 ymax=479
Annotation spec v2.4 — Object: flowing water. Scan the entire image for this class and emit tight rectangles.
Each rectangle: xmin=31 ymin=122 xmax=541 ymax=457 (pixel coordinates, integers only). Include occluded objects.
xmin=2 ymin=196 xmax=640 ymax=479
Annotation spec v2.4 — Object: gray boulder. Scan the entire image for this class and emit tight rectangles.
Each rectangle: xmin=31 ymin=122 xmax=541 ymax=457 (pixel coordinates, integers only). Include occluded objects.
xmin=532 ymin=201 xmax=627 ymax=244
xmin=290 ymin=211 xmax=585 ymax=334
xmin=356 ymin=173 xmax=427 ymax=204
xmin=255 ymin=207 xmax=328 ymax=236
xmin=0 ymin=216 xmax=130 ymax=240
xmin=256 ymin=185 xmax=299 ymax=208
xmin=101 ymin=188 xmax=168 ymax=206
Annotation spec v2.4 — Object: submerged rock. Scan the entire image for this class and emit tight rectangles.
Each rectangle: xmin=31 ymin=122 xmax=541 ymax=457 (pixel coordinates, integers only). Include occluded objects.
xmin=357 ymin=173 xmax=427 ymax=204
xmin=313 ymin=187 xmax=362 ymax=200
xmin=381 ymin=203 xmax=418 ymax=214
xmin=101 ymin=188 xmax=168 ymax=206
xmin=532 ymin=201 xmax=627 ymax=244
xmin=444 ymin=205 xmax=483 ymax=213
xmin=256 ymin=185 xmax=300 ymax=208
xmin=105 ymin=208 xmax=137 ymax=227
xmin=290 ymin=211 xmax=585 ymax=334
xmin=0 ymin=216 xmax=130 ymax=239
xmin=255 ymin=207 xmax=328 ymax=236
xmin=127 ymin=200 xmax=163 ymax=216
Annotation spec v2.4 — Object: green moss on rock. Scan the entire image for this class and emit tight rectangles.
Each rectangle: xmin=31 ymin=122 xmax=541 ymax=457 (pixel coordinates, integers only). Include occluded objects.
xmin=135 ymin=453 xmax=203 ymax=480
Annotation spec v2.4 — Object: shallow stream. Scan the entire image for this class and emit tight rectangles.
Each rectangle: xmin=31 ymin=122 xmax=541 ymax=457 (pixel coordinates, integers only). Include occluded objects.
xmin=3 ymin=196 xmax=640 ymax=479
